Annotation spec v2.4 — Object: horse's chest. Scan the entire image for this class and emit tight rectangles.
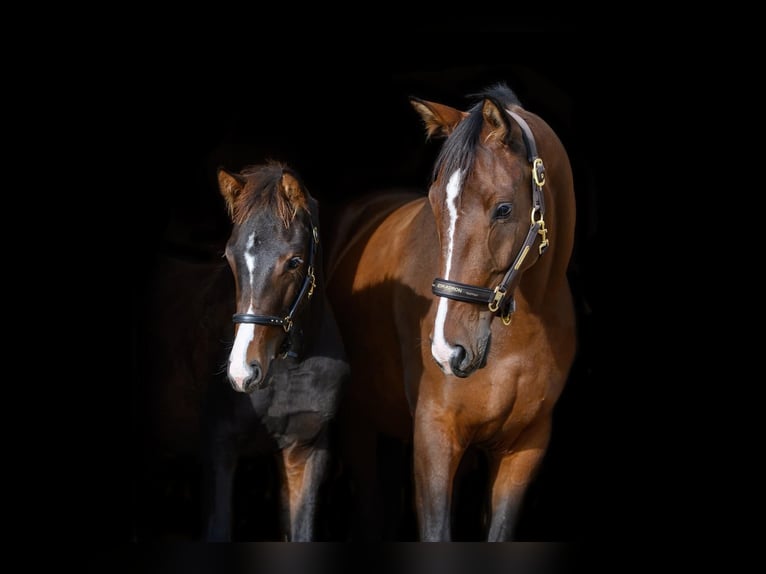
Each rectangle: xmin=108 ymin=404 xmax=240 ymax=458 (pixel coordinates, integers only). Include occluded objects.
xmin=436 ymin=361 xmax=552 ymax=439
xmin=247 ymin=359 xmax=343 ymax=444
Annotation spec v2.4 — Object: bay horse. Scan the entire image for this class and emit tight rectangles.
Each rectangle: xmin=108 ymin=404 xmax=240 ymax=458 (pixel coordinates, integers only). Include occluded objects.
xmin=204 ymin=160 xmax=349 ymax=541
xmin=325 ymin=83 xmax=576 ymax=540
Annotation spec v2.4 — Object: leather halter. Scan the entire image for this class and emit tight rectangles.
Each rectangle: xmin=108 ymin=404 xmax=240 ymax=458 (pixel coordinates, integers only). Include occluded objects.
xmin=232 ymin=209 xmax=319 ymax=334
xmin=431 ymin=109 xmax=549 ymax=325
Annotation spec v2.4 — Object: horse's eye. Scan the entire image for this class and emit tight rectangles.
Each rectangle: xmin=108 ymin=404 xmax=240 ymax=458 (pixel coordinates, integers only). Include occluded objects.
xmin=493 ymin=203 xmax=513 ymax=220
xmin=287 ymin=256 xmax=303 ymax=270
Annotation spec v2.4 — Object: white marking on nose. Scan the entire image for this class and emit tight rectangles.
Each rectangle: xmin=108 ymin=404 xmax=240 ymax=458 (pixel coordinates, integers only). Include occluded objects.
xmin=229 ymin=303 xmax=255 ymax=390
xmin=432 ymin=169 xmax=463 ymax=374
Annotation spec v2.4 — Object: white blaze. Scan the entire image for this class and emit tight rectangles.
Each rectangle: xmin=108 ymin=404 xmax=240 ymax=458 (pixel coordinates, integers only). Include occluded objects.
xmin=244 ymin=232 xmax=256 ymax=294
xmin=229 ymin=232 xmax=257 ymax=387
xmin=431 ymin=169 xmax=462 ymax=373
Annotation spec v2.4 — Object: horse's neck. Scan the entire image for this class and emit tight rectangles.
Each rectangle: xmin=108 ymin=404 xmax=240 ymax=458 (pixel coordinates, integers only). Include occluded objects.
xmin=517 ymin=255 xmax=572 ymax=312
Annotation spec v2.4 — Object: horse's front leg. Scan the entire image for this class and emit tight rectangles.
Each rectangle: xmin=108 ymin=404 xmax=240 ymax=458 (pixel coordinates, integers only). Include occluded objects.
xmin=413 ymin=410 xmax=465 ymax=541
xmin=202 ymin=441 xmax=238 ymax=542
xmin=279 ymin=428 xmax=331 ymax=541
xmin=486 ymin=420 xmax=552 ymax=541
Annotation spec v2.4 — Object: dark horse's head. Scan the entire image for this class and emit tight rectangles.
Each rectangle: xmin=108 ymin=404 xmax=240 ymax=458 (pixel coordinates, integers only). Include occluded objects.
xmin=218 ymin=161 xmax=318 ymax=393
xmin=411 ymin=83 xmax=555 ymax=378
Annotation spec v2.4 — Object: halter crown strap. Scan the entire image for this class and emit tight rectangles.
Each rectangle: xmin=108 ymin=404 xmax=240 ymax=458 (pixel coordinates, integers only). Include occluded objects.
xmin=431 ymin=108 xmax=548 ymax=323
xmin=506 ymin=110 xmax=546 ymax=219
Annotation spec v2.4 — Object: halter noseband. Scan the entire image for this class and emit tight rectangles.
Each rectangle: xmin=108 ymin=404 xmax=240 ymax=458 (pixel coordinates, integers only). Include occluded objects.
xmin=232 ymin=212 xmax=319 ymax=335
xmin=431 ymin=109 xmax=548 ymax=325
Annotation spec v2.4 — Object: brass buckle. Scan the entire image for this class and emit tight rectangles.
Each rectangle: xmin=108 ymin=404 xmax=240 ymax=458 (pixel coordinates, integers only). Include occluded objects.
xmin=489 ymin=286 xmax=505 ymax=313
xmin=306 ymin=266 xmax=316 ymax=299
xmin=532 ymin=158 xmax=546 ymax=187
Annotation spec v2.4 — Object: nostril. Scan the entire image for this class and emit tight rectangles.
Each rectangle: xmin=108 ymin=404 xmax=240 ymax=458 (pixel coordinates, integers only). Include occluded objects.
xmin=449 ymin=345 xmax=472 ymax=378
xmin=242 ymin=361 xmax=263 ymax=393
xmin=249 ymin=360 xmax=261 ymax=380
xmin=452 ymin=345 xmax=467 ymax=368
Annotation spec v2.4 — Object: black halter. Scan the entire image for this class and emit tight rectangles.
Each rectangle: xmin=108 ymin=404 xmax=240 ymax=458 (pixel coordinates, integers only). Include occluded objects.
xmin=431 ymin=109 xmax=549 ymax=325
xmin=232 ymin=209 xmax=319 ymax=334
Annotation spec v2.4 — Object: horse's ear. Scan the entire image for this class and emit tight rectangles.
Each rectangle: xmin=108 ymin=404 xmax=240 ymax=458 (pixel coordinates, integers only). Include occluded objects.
xmin=280 ymin=171 xmax=308 ymax=212
xmin=481 ymin=98 xmax=524 ymax=153
xmin=410 ymin=97 xmax=468 ymax=139
xmin=481 ymin=98 xmax=516 ymax=145
xmin=218 ymin=168 xmax=246 ymax=216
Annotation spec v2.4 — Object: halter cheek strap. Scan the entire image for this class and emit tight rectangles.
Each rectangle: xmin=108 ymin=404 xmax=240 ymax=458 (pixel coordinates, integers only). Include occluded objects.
xmin=431 ymin=109 xmax=548 ymax=325
xmin=232 ymin=209 xmax=319 ymax=335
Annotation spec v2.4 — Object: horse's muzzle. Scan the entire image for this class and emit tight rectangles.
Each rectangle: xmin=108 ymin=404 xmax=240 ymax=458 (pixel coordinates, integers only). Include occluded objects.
xmin=228 ymin=359 xmax=267 ymax=393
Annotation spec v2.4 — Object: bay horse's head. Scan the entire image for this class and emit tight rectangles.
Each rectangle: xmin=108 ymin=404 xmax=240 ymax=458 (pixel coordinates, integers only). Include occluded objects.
xmin=411 ymin=83 xmax=557 ymax=378
xmin=218 ymin=161 xmax=319 ymax=393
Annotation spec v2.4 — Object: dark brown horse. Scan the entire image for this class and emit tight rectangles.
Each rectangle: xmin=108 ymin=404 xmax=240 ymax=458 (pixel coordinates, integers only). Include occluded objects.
xmin=325 ymin=83 xmax=576 ymax=540
xmin=134 ymin=161 xmax=348 ymax=541
xmin=210 ymin=161 xmax=349 ymax=540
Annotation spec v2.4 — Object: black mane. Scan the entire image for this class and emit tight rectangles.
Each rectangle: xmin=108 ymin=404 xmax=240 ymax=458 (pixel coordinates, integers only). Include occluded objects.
xmin=432 ymin=83 xmax=522 ymax=184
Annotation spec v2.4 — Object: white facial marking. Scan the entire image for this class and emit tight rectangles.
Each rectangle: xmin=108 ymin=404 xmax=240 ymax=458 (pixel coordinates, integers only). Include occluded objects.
xmin=229 ymin=304 xmax=255 ymax=390
xmin=431 ymin=169 xmax=463 ymax=374
xmin=229 ymin=232 xmax=257 ymax=391
xmin=245 ymin=232 xmax=256 ymax=301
